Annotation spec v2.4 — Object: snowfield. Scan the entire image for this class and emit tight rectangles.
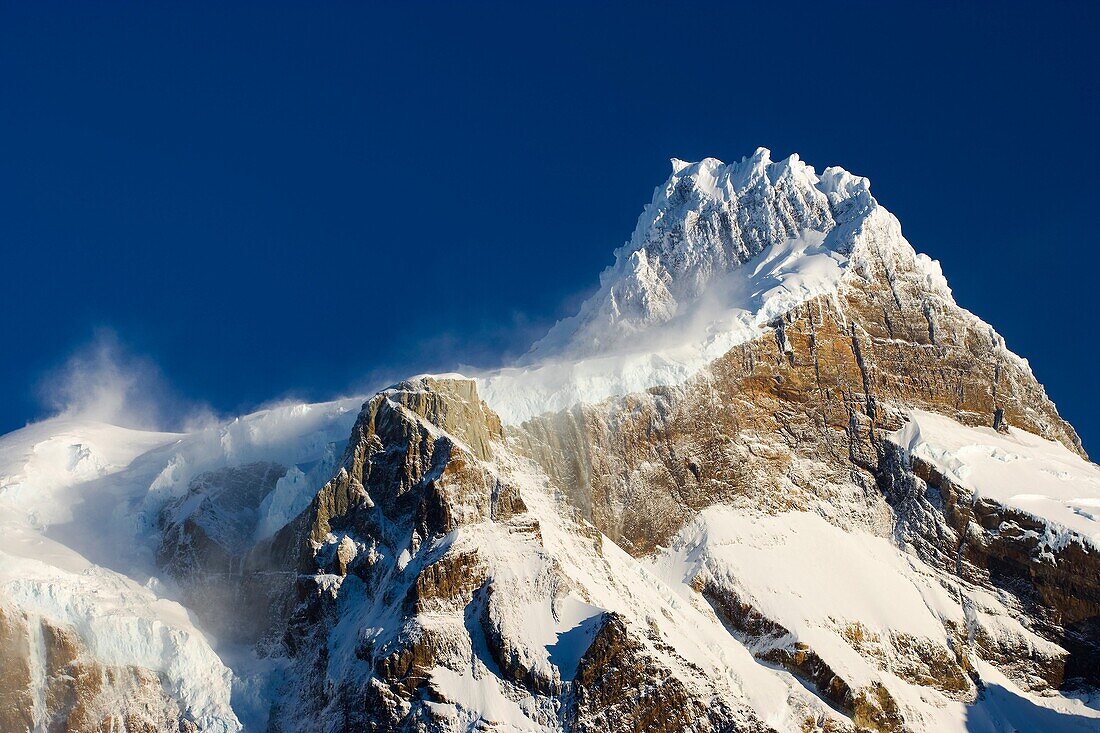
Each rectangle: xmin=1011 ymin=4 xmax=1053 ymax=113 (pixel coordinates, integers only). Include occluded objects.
xmin=891 ymin=409 xmax=1100 ymax=549
xmin=650 ymin=509 xmax=1100 ymax=732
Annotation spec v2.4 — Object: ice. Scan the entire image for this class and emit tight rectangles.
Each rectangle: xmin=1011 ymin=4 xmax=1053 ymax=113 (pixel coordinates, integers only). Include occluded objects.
xmin=0 ymin=518 xmax=241 ymax=732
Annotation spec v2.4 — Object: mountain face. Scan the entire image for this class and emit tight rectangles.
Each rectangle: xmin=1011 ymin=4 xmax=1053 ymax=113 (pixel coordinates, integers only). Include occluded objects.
xmin=2 ymin=149 xmax=1099 ymax=733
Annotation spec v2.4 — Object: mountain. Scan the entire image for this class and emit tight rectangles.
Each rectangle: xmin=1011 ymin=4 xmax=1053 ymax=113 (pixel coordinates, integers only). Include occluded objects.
xmin=2 ymin=149 xmax=1098 ymax=732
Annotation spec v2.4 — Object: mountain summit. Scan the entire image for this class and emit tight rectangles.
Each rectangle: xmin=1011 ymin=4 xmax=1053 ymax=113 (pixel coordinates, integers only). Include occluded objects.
xmin=1 ymin=150 xmax=1098 ymax=732
xmin=530 ymin=148 xmax=863 ymax=359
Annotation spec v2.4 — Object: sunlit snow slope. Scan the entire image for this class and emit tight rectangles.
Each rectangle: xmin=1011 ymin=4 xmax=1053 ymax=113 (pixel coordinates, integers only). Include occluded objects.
xmin=891 ymin=410 xmax=1100 ymax=548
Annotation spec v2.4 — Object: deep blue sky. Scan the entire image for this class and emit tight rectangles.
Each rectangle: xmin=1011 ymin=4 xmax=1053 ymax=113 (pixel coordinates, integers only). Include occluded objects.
xmin=2 ymin=2 xmax=1098 ymax=450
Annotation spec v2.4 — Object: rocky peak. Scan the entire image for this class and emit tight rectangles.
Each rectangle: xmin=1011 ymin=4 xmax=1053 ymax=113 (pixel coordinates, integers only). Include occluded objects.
xmin=480 ymin=150 xmax=914 ymax=425
xmin=301 ymin=375 xmax=516 ymax=552
xmin=368 ymin=376 xmax=504 ymax=462
xmin=526 ymin=149 xmax=876 ymax=362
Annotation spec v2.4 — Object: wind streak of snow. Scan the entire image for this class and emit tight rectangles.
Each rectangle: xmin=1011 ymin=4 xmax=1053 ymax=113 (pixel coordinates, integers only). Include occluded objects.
xmin=474 ymin=151 xmax=900 ymax=424
xmin=28 ymin=616 xmax=47 ymax=730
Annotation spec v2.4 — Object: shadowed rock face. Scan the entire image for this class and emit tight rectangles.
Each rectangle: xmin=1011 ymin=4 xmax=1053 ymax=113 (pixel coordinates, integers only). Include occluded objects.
xmin=157 ymin=462 xmax=289 ymax=643
xmin=160 ymin=462 xmax=289 ymax=579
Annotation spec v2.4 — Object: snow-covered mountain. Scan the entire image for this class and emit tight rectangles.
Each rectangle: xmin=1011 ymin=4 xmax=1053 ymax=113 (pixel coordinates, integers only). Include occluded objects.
xmin=2 ymin=149 xmax=1098 ymax=733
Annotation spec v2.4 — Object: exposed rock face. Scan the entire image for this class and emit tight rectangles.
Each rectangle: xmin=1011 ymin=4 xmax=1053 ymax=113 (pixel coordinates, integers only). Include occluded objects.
xmin=567 ymin=613 xmax=759 ymax=733
xmin=0 ymin=606 xmax=193 ymax=733
xmin=304 ymin=376 xmax=510 ymax=540
xmin=264 ymin=377 xmax=531 ymax=731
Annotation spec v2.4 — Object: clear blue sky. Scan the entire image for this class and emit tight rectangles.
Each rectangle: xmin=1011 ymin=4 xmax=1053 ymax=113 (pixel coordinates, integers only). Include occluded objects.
xmin=2 ymin=2 xmax=1098 ymax=450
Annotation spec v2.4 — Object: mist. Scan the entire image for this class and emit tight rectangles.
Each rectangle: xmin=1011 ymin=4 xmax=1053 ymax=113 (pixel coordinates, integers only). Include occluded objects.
xmin=35 ymin=329 xmax=213 ymax=432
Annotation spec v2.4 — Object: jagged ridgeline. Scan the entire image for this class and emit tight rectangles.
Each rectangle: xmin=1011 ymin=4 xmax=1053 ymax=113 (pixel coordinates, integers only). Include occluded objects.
xmin=1 ymin=149 xmax=1098 ymax=732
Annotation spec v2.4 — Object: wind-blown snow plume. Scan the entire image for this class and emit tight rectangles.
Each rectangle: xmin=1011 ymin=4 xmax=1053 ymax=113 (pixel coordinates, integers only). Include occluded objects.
xmin=36 ymin=330 xmax=204 ymax=431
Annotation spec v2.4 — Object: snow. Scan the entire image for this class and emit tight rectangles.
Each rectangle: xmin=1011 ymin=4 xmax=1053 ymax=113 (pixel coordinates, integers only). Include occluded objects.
xmin=650 ymin=509 xmax=960 ymax=688
xmin=890 ymin=409 xmax=1100 ymax=548
xmin=427 ymin=665 xmax=554 ymax=732
xmin=253 ymin=441 xmax=340 ymax=542
xmin=0 ymin=518 xmax=241 ymax=732
xmin=648 ymin=507 xmax=1100 ymax=731
xmin=543 ymin=594 xmax=603 ymax=680
xmin=657 ymin=509 xmax=956 ymax=637
xmin=0 ymin=399 xmax=360 ymax=730
xmin=960 ymin=662 xmax=1100 ymax=733
xmin=0 ymin=418 xmax=182 ymax=526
